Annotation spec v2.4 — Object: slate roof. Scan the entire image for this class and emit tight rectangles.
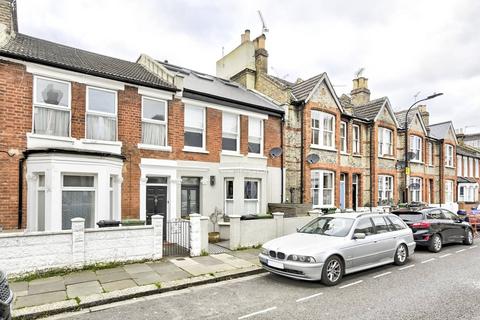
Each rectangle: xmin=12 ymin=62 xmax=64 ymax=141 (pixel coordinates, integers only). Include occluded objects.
xmin=351 ymin=97 xmax=387 ymax=120
xmin=0 ymin=34 xmax=176 ymax=91
xmin=428 ymin=121 xmax=454 ymax=140
xmin=339 ymin=94 xmax=354 ymax=111
xmin=291 ymin=73 xmax=325 ymax=101
xmin=265 ymin=74 xmax=294 ymax=89
xmin=457 ymin=144 xmax=480 ymax=158
xmin=458 ymin=176 xmax=478 ymax=184
xmin=158 ymin=61 xmax=283 ymax=114
xmin=395 ymin=107 xmax=419 ymax=129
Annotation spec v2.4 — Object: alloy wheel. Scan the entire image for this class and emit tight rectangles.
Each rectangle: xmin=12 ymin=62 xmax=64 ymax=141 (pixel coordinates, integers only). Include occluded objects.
xmin=433 ymin=235 xmax=442 ymax=251
xmin=397 ymin=245 xmax=407 ymax=263
xmin=326 ymin=259 xmax=341 ymax=282
xmin=467 ymin=230 xmax=473 ymax=244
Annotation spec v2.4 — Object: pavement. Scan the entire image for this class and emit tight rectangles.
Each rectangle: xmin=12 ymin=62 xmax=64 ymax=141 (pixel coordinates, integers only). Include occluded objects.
xmin=44 ymin=242 xmax=480 ymax=320
xmin=10 ymin=249 xmax=262 ymax=319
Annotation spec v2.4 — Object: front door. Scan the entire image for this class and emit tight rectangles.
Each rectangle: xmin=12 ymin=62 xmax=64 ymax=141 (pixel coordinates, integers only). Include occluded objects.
xmin=352 ymin=174 xmax=359 ymax=211
xmin=146 ymin=186 xmax=167 ymax=237
xmin=181 ymin=177 xmax=200 ymax=217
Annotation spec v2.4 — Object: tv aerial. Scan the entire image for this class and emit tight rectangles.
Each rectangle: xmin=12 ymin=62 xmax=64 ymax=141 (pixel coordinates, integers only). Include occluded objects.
xmin=257 ymin=10 xmax=269 ymax=34
xmin=354 ymin=67 xmax=365 ymax=78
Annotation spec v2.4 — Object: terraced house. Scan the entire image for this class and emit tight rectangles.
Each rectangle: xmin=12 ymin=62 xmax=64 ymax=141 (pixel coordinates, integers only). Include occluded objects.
xmin=0 ymin=1 xmax=283 ymax=231
xmin=218 ymin=29 xmax=458 ymax=212
xmin=455 ymin=135 xmax=480 ymax=212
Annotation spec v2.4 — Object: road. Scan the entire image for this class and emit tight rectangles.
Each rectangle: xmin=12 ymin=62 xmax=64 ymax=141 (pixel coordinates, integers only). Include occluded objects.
xmin=51 ymin=243 xmax=480 ymax=320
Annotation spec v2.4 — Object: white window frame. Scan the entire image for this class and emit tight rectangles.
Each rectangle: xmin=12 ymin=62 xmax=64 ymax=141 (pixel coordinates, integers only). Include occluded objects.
xmin=37 ymin=173 xmax=46 ymax=231
xmin=476 ymin=159 xmax=479 ymax=178
xmin=85 ymin=86 xmax=118 ymax=141
xmin=311 ymin=170 xmax=335 ymax=208
xmin=248 ymin=117 xmax=264 ymax=156
xmin=378 ymin=127 xmax=393 ymax=157
xmin=445 ymin=144 xmax=454 ymax=167
xmin=222 ymin=112 xmax=240 ymax=154
xmin=32 ymin=75 xmax=72 ymax=137
xmin=244 ymin=179 xmax=260 ymax=214
xmin=469 ymin=158 xmax=474 ymax=178
xmin=464 ymin=157 xmax=468 ymax=176
xmin=428 ymin=142 xmax=433 ymax=166
xmin=378 ymin=175 xmax=394 ymax=205
xmin=445 ymin=180 xmax=454 ymax=203
xmin=409 ymin=177 xmax=422 ymax=202
xmin=61 ymin=174 xmax=97 ymax=229
xmin=224 ymin=179 xmax=234 ymax=216
xmin=409 ymin=135 xmax=422 ymax=162
xmin=140 ymin=96 xmax=169 ymax=148
xmin=340 ymin=121 xmax=347 ymax=153
xmin=184 ymin=105 xmax=206 ymax=152
xmin=311 ymin=110 xmax=335 ymax=150
xmin=457 ymin=155 xmax=462 ymax=176
xmin=353 ymin=124 xmax=360 ymax=154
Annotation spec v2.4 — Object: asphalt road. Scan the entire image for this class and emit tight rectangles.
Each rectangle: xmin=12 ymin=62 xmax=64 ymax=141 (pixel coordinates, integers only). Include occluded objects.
xmin=52 ymin=243 xmax=480 ymax=320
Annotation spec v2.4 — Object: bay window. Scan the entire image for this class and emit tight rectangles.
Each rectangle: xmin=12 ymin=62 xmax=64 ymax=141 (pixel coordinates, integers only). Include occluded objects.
xmin=86 ymin=87 xmax=117 ymax=141
xmin=311 ymin=110 xmax=335 ymax=148
xmin=378 ymin=175 xmax=393 ymax=205
xmin=184 ymin=105 xmax=205 ymax=150
xmin=464 ymin=157 xmax=468 ymax=176
xmin=37 ymin=174 xmax=46 ymax=231
xmin=244 ymin=179 xmax=260 ymax=215
xmin=353 ymin=124 xmax=360 ymax=154
xmin=476 ymin=159 xmax=479 ymax=178
xmin=62 ymin=175 xmax=95 ymax=230
xmin=311 ymin=170 xmax=334 ymax=207
xmin=222 ymin=112 xmax=239 ymax=152
xmin=459 ymin=184 xmax=478 ymax=203
xmin=141 ymin=97 xmax=168 ymax=146
xmin=469 ymin=158 xmax=474 ymax=177
xmin=248 ymin=117 xmax=263 ymax=154
xmin=378 ymin=127 xmax=393 ymax=157
xmin=33 ymin=76 xmax=71 ymax=137
xmin=340 ymin=121 xmax=347 ymax=153
xmin=410 ymin=135 xmax=422 ymax=162
xmin=445 ymin=144 xmax=454 ymax=167
xmin=409 ymin=177 xmax=422 ymax=202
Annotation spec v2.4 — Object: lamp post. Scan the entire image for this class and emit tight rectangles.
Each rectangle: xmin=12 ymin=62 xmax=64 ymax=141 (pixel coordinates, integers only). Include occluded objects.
xmin=404 ymin=93 xmax=443 ymax=204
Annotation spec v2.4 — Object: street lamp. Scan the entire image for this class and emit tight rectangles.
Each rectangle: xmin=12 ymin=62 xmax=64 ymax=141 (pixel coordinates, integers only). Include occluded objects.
xmin=404 ymin=93 xmax=443 ymax=204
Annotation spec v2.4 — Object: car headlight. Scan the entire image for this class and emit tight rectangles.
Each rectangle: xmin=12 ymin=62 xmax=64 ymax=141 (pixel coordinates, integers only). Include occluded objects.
xmin=287 ymin=254 xmax=316 ymax=263
xmin=260 ymin=247 xmax=269 ymax=256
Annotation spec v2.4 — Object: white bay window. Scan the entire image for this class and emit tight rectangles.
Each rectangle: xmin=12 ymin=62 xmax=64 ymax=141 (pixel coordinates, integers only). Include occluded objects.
xmin=311 ymin=110 xmax=335 ymax=149
xmin=311 ymin=170 xmax=334 ymax=207
xmin=410 ymin=135 xmax=422 ymax=162
xmin=62 ymin=175 xmax=95 ymax=230
xmin=244 ymin=179 xmax=260 ymax=215
xmin=409 ymin=177 xmax=422 ymax=202
xmin=33 ymin=76 xmax=71 ymax=137
xmin=86 ymin=87 xmax=117 ymax=141
xmin=142 ymin=97 xmax=168 ymax=146
xmin=378 ymin=175 xmax=393 ymax=205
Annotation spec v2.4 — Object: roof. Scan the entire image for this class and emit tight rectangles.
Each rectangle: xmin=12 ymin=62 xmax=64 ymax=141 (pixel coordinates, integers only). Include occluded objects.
xmin=264 ymin=74 xmax=294 ymax=89
xmin=291 ymin=73 xmax=325 ymax=101
xmin=428 ymin=121 xmax=455 ymax=140
xmin=457 ymin=144 xmax=480 ymax=158
xmin=339 ymin=94 xmax=354 ymax=111
xmin=395 ymin=107 xmax=418 ymax=129
xmin=0 ymin=33 xmax=176 ymax=91
xmin=352 ymin=97 xmax=387 ymax=120
xmin=458 ymin=176 xmax=478 ymax=184
xmin=157 ymin=61 xmax=283 ymax=115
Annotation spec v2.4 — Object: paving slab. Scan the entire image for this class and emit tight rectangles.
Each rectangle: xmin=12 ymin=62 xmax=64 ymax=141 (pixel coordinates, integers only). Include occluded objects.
xmin=123 ymin=263 xmax=154 ymax=275
xmin=146 ymin=261 xmax=181 ymax=274
xmin=14 ymin=290 xmax=67 ymax=309
xmin=64 ymin=271 xmax=97 ymax=285
xmin=96 ymin=270 xmax=131 ymax=284
xmin=101 ymin=279 xmax=138 ymax=292
xmin=156 ymin=270 xmax=191 ymax=282
xmin=28 ymin=278 xmax=65 ymax=295
xmin=210 ymin=253 xmax=256 ymax=268
xmin=10 ymin=281 xmax=28 ymax=297
xmin=95 ymin=267 xmax=125 ymax=275
xmin=131 ymin=271 xmax=163 ymax=286
xmin=66 ymin=281 xmax=103 ymax=298
xmin=193 ymin=256 xmax=226 ymax=266
xmin=170 ymin=257 xmax=212 ymax=276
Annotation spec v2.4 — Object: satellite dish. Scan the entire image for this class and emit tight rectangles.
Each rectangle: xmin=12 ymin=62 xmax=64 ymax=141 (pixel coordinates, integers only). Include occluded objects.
xmin=395 ymin=160 xmax=406 ymax=170
xmin=407 ymin=152 xmax=417 ymax=161
xmin=409 ymin=183 xmax=421 ymax=190
xmin=306 ymin=154 xmax=320 ymax=164
xmin=269 ymin=147 xmax=283 ymax=158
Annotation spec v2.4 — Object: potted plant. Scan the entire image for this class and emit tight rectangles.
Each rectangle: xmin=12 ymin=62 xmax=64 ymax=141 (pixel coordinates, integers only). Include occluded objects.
xmin=208 ymin=207 xmax=222 ymax=243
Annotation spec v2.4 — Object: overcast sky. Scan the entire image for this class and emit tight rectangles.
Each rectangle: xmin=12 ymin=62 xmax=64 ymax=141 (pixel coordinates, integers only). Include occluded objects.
xmin=17 ymin=0 xmax=480 ymax=133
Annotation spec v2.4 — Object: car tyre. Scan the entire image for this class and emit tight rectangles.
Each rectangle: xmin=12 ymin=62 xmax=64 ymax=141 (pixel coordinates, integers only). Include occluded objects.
xmin=393 ymin=244 xmax=408 ymax=266
xmin=321 ymin=255 xmax=344 ymax=286
xmin=463 ymin=228 xmax=474 ymax=246
xmin=428 ymin=234 xmax=442 ymax=252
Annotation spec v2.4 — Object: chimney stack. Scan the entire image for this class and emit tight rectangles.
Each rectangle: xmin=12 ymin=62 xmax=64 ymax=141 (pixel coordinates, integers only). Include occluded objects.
xmin=0 ymin=0 xmax=17 ymax=45
xmin=253 ymin=34 xmax=268 ymax=74
xmin=241 ymin=29 xmax=250 ymax=44
xmin=350 ymin=76 xmax=370 ymax=106
xmin=417 ymin=104 xmax=429 ymax=126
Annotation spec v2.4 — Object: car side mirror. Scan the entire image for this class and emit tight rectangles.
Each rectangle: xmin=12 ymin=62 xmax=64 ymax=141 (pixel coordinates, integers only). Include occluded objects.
xmin=353 ymin=233 xmax=366 ymax=240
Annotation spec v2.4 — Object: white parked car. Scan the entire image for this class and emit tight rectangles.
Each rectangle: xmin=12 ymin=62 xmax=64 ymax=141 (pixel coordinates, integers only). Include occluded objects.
xmin=259 ymin=212 xmax=415 ymax=286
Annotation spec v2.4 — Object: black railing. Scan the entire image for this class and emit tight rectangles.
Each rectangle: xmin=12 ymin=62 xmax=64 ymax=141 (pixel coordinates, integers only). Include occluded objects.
xmin=163 ymin=219 xmax=190 ymax=257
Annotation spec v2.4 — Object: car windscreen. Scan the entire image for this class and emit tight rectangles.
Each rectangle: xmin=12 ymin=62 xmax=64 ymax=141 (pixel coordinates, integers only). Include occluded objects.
xmin=392 ymin=212 xmax=423 ymax=222
xmin=298 ymin=217 xmax=354 ymax=237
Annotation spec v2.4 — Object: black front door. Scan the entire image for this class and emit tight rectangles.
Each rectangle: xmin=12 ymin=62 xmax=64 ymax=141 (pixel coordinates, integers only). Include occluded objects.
xmin=146 ymin=186 xmax=167 ymax=237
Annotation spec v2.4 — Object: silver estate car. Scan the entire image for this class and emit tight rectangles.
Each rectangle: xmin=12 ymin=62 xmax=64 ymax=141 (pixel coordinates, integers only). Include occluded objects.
xmin=259 ymin=212 xmax=415 ymax=286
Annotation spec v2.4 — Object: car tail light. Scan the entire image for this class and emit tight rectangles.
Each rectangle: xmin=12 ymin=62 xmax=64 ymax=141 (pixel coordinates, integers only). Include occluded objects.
xmin=412 ymin=221 xmax=431 ymax=229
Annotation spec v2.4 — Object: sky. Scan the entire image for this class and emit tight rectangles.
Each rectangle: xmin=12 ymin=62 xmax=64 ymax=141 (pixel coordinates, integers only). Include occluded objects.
xmin=17 ymin=0 xmax=480 ymax=133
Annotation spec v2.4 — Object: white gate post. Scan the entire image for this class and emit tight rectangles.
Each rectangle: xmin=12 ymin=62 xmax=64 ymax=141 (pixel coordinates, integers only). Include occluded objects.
xmin=71 ymin=217 xmax=85 ymax=267
xmin=152 ymin=215 xmax=163 ymax=259
xmin=229 ymin=215 xmax=241 ymax=250
xmin=199 ymin=216 xmax=209 ymax=254
xmin=273 ymin=212 xmax=284 ymax=237
xmin=189 ymin=214 xmax=201 ymax=257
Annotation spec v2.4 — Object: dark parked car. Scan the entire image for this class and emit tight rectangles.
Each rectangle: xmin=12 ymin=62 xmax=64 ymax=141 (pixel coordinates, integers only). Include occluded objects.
xmin=0 ymin=270 xmax=13 ymax=320
xmin=392 ymin=207 xmax=474 ymax=252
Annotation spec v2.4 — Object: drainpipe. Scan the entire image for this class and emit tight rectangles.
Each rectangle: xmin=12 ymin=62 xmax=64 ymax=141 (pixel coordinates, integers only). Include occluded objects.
xmin=300 ymin=102 xmax=305 ymax=204
xmin=369 ymin=122 xmax=374 ymax=212
xmin=280 ymin=113 xmax=285 ymax=203
xmin=17 ymin=157 xmax=24 ymax=229
xmin=439 ymin=140 xmax=444 ymax=207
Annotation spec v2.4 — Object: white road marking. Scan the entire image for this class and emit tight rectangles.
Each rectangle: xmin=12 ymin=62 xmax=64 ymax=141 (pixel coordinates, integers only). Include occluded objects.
xmin=399 ymin=264 xmax=415 ymax=270
xmin=439 ymin=253 xmax=452 ymax=258
xmin=339 ymin=280 xmax=363 ymax=289
xmin=456 ymin=249 xmax=466 ymax=253
xmin=238 ymin=307 xmax=277 ymax=319
xmin=372 ymin=271 xmax=392 ymax=279
xmin=296 ymin=292 xmax=324 ymax=302
xmin=421 ymin=258 xmax=435 ymax=264
xmin=469 ymin=245 xmax=478 ymax=249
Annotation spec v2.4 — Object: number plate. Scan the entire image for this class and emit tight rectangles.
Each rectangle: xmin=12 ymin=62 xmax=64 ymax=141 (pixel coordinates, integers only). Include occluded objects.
xmin=267 ymin=260 xmax=284 ymax=269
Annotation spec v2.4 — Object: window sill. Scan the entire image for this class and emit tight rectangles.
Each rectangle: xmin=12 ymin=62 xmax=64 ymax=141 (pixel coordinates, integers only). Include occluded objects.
xmin=27 ymin=133 xmax=75 ymax=143
xmin=247 ymin=153 xmax=267 ymax=159
xmin=221 ymin=151 xmax=242 ymax=157
xmin=81 ymin=139 xmax=122 ymax=146
xmin=352 ymin=153 xmax=362 ymax=158
xmin=409 ymin=160 xmax=424 ymax=165
xmin=340 ymin=152 xmax=349 ymax=156
xmin=183 ymin=147 xmax=209 ymax=154
xmin=310 ymin=145 xmax=337 ymax=152
xmin=378 ymin=155 xmax=395 ymax=160
xmin=445 ymin=165 xmax=455 ymax=169
xmin=138 ymin=144 xmax=172 ymax=152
